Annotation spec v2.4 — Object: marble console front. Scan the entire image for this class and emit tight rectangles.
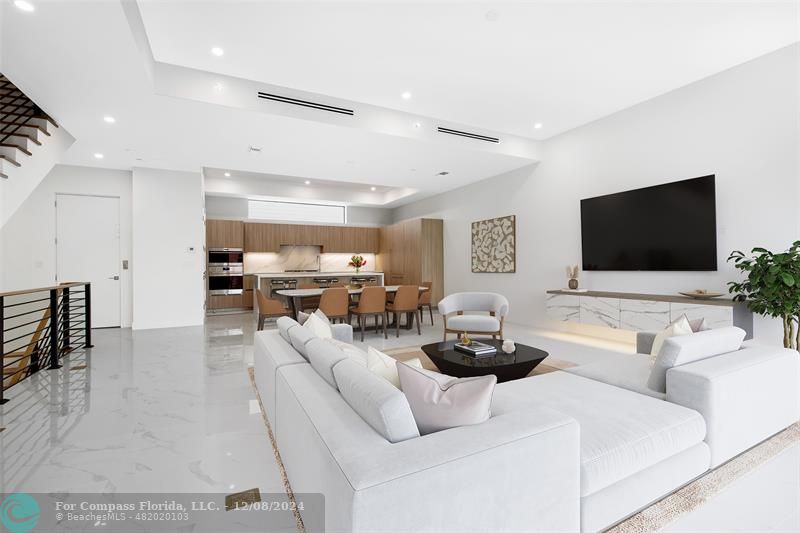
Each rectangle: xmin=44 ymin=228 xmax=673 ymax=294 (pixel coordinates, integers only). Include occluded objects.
xmin=546 ymin=290 xmax=753 ymax=339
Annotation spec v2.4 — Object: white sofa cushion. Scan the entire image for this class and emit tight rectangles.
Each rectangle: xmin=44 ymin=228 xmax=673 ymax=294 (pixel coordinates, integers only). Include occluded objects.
xmin=289 ymin=324 xmax=316 ymax=359
xmin=565 ymin=353 xmax=665 ymax=400
xmin=303 ymin=309 xmax=333 ymax=339
xmin=306 ymin=337 xmax=348 ymax=389
xmin=398 ymin=362 xmax=496 ymax=435
xmin=647 ymin=326 xmax=746 ymax=393
xmin=365 ymin=347 xmax=421 ymax=388
xmin=650 ymin=315 xmax=694 ymax=358
xmin=332 ymin=358 xmax=420 ymax=443
xmin=492 ymin=372 xmax=707 ymax=496
xmin=446 ymin=314 xmax=501 ymax=332
xmin=326 ymin=338 xmax=368 ymax=365
xmin=276 ymin=316 xmax=299 ymax=343
xmin=253 ymin=330 xmax=307 ymax=425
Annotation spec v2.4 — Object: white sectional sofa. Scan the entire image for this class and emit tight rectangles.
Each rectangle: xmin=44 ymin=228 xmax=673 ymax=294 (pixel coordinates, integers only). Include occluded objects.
xmin=254 ymin=318 xmax=799 ymax=533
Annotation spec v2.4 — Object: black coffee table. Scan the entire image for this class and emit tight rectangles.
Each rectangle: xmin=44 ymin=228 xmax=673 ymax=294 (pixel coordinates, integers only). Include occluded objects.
xmin=420 ymin=340 xmax=549 ymax=383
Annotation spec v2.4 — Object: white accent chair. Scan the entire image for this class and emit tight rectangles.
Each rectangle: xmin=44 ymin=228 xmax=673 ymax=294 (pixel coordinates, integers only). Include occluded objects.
xmin=438 ymin=292 xmax=509 ymax=341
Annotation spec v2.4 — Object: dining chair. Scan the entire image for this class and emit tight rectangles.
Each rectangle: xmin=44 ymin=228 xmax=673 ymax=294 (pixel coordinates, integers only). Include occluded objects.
xmin=348 ymin=286 xmax=388 ymax=341
xmin=256 ymin=289 xmax=292 ymax=330
xmin=386 ymin=285 xmax=422 ymax=337
xmin=318 ymin=287 xmax=350 ymax=323
xmin=418 ymin=281 xmax=434 ymax=325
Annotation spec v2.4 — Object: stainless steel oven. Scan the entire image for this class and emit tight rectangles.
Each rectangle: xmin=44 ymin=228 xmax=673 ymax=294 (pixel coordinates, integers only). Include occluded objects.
xmin=208 ymin=248 xmax=244 ymax=295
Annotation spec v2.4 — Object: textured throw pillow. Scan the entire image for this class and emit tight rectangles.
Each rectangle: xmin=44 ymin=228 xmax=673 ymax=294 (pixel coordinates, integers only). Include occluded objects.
xmin=366 ymin=347 xmax=422 ymax=389
xmin=650 ymin=315 xmax=694 ymax=360
xmin=688 ymin=317 xmax=710 ymax=333
xmin=397 ymin=362 xmax=495 ymax=435
xmin=303 ymin=309 xmax=333 ymax=339
xmin=325 ymin=338 xmax=368 ymax=365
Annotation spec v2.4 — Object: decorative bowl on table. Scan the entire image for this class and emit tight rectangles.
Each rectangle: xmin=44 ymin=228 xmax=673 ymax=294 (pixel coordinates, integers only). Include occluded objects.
xmin=678 ymin=290 xmax=724 ymax=299
xmin=346 ymin=283 xmax=363 ymax=289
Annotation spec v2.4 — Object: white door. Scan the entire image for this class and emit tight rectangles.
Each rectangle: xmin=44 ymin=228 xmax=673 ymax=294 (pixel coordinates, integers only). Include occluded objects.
xmin=56 ymin=194 xmax=121 ymax=328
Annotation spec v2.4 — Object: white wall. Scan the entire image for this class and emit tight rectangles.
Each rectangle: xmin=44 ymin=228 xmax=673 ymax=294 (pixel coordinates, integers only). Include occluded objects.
xmin=394 ymin=44 xmax=800 ymax=346
xmin=0 ymin=165 xmax=134 ymax=326
xmin=132 ymin=168 xmax=205 ymax=330
xmin=205 ymin=195 xmax=392 ymax=226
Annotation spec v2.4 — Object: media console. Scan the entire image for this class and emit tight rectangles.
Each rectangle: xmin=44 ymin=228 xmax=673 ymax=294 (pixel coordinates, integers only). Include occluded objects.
xmin=545 ymin=289 xmax=753 ymax=339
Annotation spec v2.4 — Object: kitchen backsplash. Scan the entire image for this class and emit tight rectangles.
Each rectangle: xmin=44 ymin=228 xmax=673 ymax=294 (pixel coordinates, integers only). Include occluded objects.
xmin=245 ymin=246 xmax=376 ymax=273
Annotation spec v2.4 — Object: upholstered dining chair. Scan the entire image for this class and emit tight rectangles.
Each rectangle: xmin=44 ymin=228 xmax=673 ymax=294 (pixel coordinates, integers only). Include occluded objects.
xmin=385 ymin=285 xmax=422 ymax=337
xmin=256 ymin=289 xmax=292 ymax=330
xmin=348 ymin=286 xmax=388 ymax=341
xmin=318 ymin=287 xmax=350 ymax=323
xmin=437 ymin=292 xmax=509 ymax=341
xmin=418 ymin=281 xmax=434 ymax=325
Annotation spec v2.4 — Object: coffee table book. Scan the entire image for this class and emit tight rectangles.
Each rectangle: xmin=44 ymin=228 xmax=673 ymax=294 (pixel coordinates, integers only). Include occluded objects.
xmin=454 ymin=341 xmax=497 ymax=357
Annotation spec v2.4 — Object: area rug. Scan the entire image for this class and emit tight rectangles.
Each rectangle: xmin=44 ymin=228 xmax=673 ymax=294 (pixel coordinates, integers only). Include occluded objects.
xmin=248 ymin=362 xmax=800 ymax=533
xmin=380 ymin=345 xmax=578 ymax=375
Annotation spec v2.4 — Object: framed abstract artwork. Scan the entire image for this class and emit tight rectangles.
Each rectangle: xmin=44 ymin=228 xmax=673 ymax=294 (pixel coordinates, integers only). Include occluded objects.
xmin=471 ymin=215 xmax=516 ymax=273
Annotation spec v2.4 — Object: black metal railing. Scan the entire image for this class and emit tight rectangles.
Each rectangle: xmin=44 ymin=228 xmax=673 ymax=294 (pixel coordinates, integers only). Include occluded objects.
xmin=0 ymin=73 xmax=54 ymax=147
xmin=1 ymin=282 xmax=92 ymax=403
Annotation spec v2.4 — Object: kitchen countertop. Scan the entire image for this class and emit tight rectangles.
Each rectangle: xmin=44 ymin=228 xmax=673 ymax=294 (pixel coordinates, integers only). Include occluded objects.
xmin=249 ymin=271 xmax=384 ymax=278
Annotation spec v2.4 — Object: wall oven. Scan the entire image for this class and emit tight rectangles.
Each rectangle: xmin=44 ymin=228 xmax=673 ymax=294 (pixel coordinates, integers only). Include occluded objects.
xmin=208 ymin=248 xmax=244 ymax=295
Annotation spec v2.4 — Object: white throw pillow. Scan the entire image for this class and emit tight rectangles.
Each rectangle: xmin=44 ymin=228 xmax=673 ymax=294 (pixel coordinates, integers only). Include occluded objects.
xmin=325 ymin=338 xmax=368 ymax=366
xmin=650 ymin=315 xmax=693 ymax=360
xmin=397 ymin=362 xmax=495 ymax=435
xmin=688 ymin=317 xmax=710 ymax=333
xmin=303 ymin=309 xmax=333 ymax=339
xmin=366 ymin=347 xmax=421 ymax=389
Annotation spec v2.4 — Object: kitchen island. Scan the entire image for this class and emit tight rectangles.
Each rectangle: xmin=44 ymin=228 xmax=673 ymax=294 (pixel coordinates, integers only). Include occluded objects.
xmin=251 ymin=271 xmax=385 ymax=312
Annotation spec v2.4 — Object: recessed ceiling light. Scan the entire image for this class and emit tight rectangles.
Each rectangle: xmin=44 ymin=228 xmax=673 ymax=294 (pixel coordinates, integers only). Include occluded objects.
xmin=401 ymin=91 xmax=412 ymax=100
xmin=304 ymin=180 xmax=311 ymax=185
xmin=103 ymin=116 xmax=115 ymax=124
xmin=14 ymin=0 xmax=34 ymax=12
xmin=370 ymin=186 xmax=377 ymax=191
xmin=93 ymin=153 xmax=104 ymax=159
xmin=413 ymin=122 xmax=421 ymax=129
xmin=211 ymin=47 xmax=224 ymax=57
xmin=534 ymin=122 xmax=543 ymax=129
xmin=224 ymin=172 xmax=231 ymax=177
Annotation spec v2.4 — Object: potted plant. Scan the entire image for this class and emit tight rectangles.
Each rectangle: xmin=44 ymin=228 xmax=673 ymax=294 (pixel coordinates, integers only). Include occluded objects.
xmin=728 ymin=241 xmax=800 ymax=352
xmin=348 ymin=255 xmax=366 ymax=274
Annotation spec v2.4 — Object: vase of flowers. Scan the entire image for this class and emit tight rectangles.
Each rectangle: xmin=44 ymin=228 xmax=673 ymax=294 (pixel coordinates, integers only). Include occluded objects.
xmin=348 ymin=255 xmax=366 ymax=274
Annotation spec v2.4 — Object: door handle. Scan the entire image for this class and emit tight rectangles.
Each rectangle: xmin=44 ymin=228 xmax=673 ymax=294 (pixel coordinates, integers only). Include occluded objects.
xmin=108 ymin=275 xmax=120 ymax=280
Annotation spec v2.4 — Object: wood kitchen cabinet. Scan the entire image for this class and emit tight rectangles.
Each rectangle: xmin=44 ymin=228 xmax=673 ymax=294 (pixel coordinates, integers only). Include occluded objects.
xmin=206 ymin=220 xmax=244 ymax=249
xmin=244 ymin=223 xmax=280 ymax=252
xmin=377 ymin=218 xmax=443 ymax=304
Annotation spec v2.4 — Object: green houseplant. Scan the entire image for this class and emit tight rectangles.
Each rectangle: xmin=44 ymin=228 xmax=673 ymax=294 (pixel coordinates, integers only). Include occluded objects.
xmin=728 ymin=241 xmax=800 ymax=351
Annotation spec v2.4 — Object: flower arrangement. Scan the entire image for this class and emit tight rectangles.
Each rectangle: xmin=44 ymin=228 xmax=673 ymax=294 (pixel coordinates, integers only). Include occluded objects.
xmin=348 ymin=255 xmax=367 ymax=273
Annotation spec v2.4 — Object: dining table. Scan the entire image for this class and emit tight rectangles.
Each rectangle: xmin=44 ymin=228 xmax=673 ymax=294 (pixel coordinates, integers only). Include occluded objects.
xmin=275 ymin=285 xmax=430 ymax=326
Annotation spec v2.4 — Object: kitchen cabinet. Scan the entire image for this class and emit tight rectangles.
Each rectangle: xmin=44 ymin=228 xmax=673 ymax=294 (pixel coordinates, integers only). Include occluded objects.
xmin=244 ymin=223 xmax=280 ymax=252
xmin=241 ymin=221 xmax=379 ymax=253
xmin=207 ymin=294 xmax=243 ymax=310
xmin=206 ymin=220 xmax=244 ymax=249
xmin=377 ymin=218 xmax=443 ymax=304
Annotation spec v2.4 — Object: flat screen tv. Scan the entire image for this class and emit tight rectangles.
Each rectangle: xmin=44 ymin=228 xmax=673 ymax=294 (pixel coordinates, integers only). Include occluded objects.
xmin=581 ymin=175 xmax=717 ymax=271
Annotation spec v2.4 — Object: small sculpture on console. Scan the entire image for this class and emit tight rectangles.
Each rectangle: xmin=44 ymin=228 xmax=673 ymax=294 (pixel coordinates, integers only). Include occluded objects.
xmin=566 ymin=265 xmax=580 ymax=290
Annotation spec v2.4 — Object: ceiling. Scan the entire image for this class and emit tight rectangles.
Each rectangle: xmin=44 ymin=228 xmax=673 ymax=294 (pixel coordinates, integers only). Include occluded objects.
xmin=1 ymin=1 xmax=798 ymax=207
xmin=138 ymin=1 xmax=800 ymax=139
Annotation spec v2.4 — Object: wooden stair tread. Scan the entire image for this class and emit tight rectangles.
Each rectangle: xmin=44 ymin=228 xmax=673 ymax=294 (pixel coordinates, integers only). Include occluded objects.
xmin=0 ymin=120 xmax=50 ymax=134
xmin=0 ymin=143 xmax=32 ymax=156
xmin=0 ymin=154 xmax=21 ymax=166
xmin=0 ymin=131 xmax=41 ymax=145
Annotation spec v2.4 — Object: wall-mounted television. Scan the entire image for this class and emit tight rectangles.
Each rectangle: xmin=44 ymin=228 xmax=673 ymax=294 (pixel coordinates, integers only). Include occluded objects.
xmin=581 ymin=175 xmax=717 ymax=271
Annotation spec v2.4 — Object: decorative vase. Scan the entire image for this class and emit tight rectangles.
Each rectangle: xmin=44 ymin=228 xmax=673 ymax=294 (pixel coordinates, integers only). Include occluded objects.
xmin=568 ymin=278 xmax=579 ymax=290
xmin=461 ymin=332 xmax=472 ymax=346
xmin=502 ymin=340 xmax=515 ymax=353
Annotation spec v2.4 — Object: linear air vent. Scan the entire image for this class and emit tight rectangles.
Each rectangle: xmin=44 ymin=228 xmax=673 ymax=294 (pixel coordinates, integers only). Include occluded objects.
xmin=257 ymin=92 xmax=354 ymax=116
xmin=437 ymin=127 xmax=499 ymax=143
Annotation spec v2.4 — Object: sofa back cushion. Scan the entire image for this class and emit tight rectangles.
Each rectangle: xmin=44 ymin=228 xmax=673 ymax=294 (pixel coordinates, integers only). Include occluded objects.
xmin=288 ymin=324 xmax=316 ymax=359
xmin=332 ymin=358 xmax=420 ymax=443
xmin=398 ymin=362 xmax=496 ymax=435
xmin=306 ymin=338 xmax=348 ymax=388
xmin=277 ymin=316 xmax=300 ymax=343
xmin=648 ymin=326 xmax=746 ymax=393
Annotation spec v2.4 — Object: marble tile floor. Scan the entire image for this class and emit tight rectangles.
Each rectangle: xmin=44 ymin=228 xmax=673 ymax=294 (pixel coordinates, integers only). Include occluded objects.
xmin=0 ymin=312 xmax=796 ymax=532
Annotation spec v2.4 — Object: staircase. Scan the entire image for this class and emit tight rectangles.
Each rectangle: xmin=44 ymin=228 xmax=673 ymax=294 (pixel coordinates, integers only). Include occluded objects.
xmin=0 ymin=74 xmax=60 ymax=180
